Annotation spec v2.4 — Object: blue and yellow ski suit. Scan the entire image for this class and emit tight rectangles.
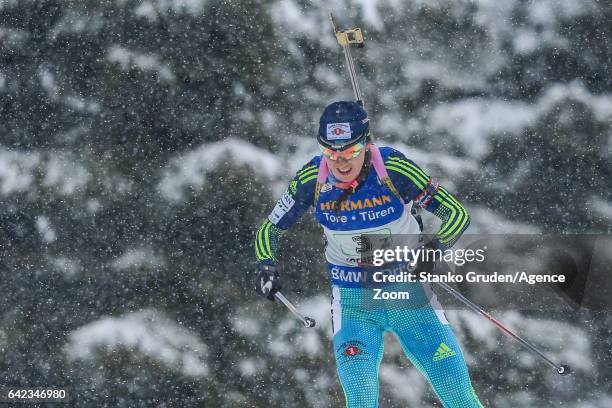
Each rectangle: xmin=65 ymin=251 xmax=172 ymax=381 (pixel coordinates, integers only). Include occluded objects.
xmin=255 ymin=146 xmax=484 ymax=407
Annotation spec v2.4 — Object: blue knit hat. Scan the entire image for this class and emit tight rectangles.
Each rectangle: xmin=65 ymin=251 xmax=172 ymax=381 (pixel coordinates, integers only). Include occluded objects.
xmin=317 ymin=101 xmax=370 ymax=150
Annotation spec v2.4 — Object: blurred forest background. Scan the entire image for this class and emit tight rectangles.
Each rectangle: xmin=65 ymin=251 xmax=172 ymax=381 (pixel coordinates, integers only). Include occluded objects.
xmin=0 ymin=0 xmax=611 ymax=406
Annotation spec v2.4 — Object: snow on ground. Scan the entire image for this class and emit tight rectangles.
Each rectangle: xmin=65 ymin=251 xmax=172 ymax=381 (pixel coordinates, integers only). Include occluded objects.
xmin=65 ymin=309 xmax=209 ymax=378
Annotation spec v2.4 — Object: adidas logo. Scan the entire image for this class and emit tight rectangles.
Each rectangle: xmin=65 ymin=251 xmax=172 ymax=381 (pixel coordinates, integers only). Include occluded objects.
xmin=432 ymin=342 xmax=457 ymax=362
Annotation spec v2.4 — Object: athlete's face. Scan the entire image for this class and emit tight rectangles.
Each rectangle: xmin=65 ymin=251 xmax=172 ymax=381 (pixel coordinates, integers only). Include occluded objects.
xmin=327 ymin=146 xmax=366 ymax=182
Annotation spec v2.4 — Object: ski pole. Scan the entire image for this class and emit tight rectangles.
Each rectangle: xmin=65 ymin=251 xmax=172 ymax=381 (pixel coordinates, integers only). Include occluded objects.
xmin=434 ymin=281 xmax=571 ymax=376
xmin=329 ymin=12 xmax=365 ymax=105
xmin=274 ymin=291 xmax=316 ymax=328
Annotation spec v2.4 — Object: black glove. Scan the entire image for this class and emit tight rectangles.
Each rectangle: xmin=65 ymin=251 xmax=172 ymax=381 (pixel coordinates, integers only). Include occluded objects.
xmin=255 ymin=263 xmax=282 ymax=301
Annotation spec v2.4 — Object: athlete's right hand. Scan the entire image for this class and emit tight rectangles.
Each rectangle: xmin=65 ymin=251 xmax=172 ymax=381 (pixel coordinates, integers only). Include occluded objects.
xmin=255 ymin=263 xmax=282 ymax=301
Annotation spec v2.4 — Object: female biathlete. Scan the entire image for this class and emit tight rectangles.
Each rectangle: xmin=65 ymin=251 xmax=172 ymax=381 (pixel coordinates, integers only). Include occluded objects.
xmin=254 ymin=101 xmax=484 ymax=407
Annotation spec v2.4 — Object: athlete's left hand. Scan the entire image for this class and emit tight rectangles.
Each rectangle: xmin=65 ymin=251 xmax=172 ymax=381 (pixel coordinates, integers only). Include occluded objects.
xmin=255 ymin=263 xmax=282 ymax=301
